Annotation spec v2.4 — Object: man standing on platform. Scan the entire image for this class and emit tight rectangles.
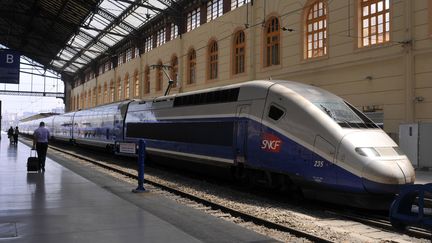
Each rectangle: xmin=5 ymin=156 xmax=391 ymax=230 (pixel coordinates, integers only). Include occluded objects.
xmin=33 ymin=121 xmax=50 ymax=171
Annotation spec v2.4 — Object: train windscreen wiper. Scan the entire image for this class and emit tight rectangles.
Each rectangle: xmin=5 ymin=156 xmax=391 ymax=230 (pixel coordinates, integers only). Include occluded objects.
xmin=320 ymin=105 xmax=333 ymax=118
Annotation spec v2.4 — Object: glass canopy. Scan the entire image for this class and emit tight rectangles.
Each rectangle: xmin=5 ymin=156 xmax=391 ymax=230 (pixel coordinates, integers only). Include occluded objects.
xmin=51 ymin=0 xmax=169 ymax=74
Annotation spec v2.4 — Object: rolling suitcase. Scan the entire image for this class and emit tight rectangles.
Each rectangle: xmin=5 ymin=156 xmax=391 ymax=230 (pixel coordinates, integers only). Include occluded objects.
xmin=27 ymin=149 xmax=39 ymax=172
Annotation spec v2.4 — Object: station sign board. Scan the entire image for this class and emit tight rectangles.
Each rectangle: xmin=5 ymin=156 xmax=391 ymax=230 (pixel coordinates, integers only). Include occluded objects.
xmin=119 ymin=142 xmax=137 ymax=154
xmin=0 ymin=49 xmax=20 ymax=84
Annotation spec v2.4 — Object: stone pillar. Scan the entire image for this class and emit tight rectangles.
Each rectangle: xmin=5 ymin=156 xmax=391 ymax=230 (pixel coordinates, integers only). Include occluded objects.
xmin=62 ymin=74 xmax=73 ymax=112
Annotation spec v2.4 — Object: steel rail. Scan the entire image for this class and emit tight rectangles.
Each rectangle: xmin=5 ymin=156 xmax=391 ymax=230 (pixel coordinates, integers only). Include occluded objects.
xmin=325 ymin=210 xmax=431 ymax=240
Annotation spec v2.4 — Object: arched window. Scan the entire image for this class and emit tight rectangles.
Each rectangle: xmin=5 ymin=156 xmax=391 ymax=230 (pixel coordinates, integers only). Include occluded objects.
xmin=156 ymin=61 xmax=163 ymax=91
xmin=305 ymin=0 xmax=327 ymax=58
xmin=359 ymin=0 xmax=390 ymax=47
xmin=103 ymin=83 xmax=108 ymax=104
xmin=208 ymin=40 xmax=218 ymax=80
xmin=187 ymin=49 xmax=196 ymax=84
xmin=170 ymin=55 xmax=178 ymax=88
xmin=124 ymin=74 xmax=130 ymax=99
xmin=134 ymin=70 xmax=139 ymax=97
xmin=117 ymin=78 xmax=122 ymax=101
xmin=264 ymin=16 xmax=280 ymax=67
xmin=144 ymin=65 xmax=150 ymax=94
xmin=233 ymin=30 xmax=246 ymax=74
xmin=110 ymin=80 xmax=115 ymax=102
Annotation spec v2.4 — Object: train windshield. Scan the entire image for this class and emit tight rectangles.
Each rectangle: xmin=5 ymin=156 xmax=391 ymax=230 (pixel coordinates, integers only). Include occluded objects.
xmin=279 ymin=82 xmax=379 ymax=128
xmin=314 ymin=101 xmax=379 ymax=128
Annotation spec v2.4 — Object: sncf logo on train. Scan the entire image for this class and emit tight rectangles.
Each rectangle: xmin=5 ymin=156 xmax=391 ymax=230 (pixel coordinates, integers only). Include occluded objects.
xmin=261 ymin=133 xmax=282 ymax=152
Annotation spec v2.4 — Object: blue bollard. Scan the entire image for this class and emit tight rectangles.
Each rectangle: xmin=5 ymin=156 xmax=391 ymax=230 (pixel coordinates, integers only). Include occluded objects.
xmin=132 ymin=139 xmax=146 ymax=193
xmin=389 ymin=183 xmax=432 ymax=232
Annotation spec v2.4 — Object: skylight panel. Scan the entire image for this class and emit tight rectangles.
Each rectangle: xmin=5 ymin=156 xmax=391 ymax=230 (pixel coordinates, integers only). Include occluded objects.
xmin=59 ymin=51 xmax=74 ymax=60
xmin=100 ymin=35 xmax=117 ymax=46
xmin=65 ymin=65 xmax=80 ymax=72
xmin=81 ymin=27 xmax=99 ymax=37
xmin=84 ymin=50 xmax=98 ymax=59
xmin=76 ymin=56 xmax=90 ymax=65
xmin=124 ymin=13 xmax=144 ymax=28
xmin=89 ymin=14 xmax=110 ymax=30
xmin=51 ymin=60 xmax=64 ymax=67
xmin=111 ymin=25 xmax=129 ymax=36
xmin=64 ymin=47 xmax=78 ymax=55
xmin=133 ymin=6 xmax=149 ymax=20
xmin=148 ymin=0 xmax=166 ymax=10
xmin=99 ymin=0 xmax=130 ymax=17
xmin=66 ymin=36 xmax=77 ymax=46
xmin=74 ymin=36 xmax=89 ymax=47
xmin=91 ymin=44 xmax=107 ymax=53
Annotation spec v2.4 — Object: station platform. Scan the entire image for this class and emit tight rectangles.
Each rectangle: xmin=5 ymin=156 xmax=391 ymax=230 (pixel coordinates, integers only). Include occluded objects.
xmin=0 ymin=133 xmax=276 ymax=243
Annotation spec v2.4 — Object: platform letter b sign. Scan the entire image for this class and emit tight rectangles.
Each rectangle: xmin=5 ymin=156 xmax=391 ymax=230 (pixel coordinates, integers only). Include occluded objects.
xmin=0 ymin=50 xmax=20 ymax=84
xmin=6 ymin=54 xmax=14 ymax=64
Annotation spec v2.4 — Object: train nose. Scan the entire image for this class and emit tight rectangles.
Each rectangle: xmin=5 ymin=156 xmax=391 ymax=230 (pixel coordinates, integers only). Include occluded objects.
xmin=362 ymin=159 xmax=415 ymax=194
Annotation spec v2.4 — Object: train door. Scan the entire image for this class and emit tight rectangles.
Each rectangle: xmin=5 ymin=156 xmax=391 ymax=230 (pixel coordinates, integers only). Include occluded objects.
xmin=312 ymin=136 xmax=337 ymax=185
xmin=234 ymin=105 xmax=250 ymax=164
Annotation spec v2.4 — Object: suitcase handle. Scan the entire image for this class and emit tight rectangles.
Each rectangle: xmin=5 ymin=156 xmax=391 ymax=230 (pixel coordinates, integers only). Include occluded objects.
xmin=30 ymin=149 xmax=37 ymax=157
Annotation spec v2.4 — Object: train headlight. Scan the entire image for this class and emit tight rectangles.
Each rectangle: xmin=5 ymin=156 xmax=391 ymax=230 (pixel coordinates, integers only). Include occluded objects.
xmin=355 ymin=147 xmax=380 ymax=157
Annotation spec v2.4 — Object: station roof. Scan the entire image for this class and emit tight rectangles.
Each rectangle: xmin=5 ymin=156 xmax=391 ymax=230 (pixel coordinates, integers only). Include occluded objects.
xmin=0 ymin=0 xmax=175 ymax=79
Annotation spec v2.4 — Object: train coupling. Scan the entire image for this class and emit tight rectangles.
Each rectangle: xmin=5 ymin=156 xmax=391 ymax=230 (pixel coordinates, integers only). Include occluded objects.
xmin=389 ymin=183 xmax=432 ymax=233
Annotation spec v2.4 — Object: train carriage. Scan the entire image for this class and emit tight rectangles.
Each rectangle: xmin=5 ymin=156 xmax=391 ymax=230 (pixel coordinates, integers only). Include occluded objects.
xmin=72 ymin=101 xmax=132 ymax=150
xmin=51 ymin=113 xmax=74 ymax=142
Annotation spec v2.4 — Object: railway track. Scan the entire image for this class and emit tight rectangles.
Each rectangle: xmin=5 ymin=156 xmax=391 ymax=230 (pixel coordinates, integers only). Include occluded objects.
xmin=325 ymin=210 xmax=431 ymax=240
xmin=21 ymin=137 xmax=430 ymax=242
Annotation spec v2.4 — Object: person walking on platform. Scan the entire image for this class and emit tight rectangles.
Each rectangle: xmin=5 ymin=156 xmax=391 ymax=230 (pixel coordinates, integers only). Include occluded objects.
xmin=13 ymin=126 xmax=19 ymax=145
xmin=33 ymin=122 xmax=50 ymax=171
xmin=7 ymin=126 xmax=14 ymax=144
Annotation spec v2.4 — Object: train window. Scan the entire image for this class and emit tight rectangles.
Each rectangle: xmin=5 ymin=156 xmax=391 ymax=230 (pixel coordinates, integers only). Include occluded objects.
xmin=173 ymin=88 xmax=240 ymax=107
xmin=268 ymin=105 xmax=285 ymax=121
xmin=315 ymin=101 xmax=379 ymax=129
xmin=344 ymin=102 xmax=379 ymax=128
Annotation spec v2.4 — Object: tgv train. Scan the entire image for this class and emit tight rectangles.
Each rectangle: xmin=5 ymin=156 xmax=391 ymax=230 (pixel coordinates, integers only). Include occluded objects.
xmin=20 ymin=80 xmax=415 ymax=208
